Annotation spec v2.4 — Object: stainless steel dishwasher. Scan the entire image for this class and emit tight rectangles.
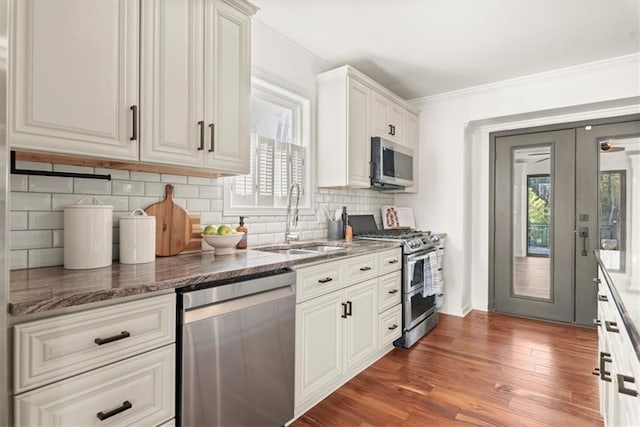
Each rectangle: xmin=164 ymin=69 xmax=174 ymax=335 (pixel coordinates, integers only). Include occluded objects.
xmin=177 ymin=269 xmax=295 ymax=427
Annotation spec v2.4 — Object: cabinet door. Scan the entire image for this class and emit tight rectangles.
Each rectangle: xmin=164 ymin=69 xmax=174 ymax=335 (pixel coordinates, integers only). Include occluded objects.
xmin=204 ymin=0 xmax=251 ymax=173
xmin=371 ymin=92 xmax=391 ymax=139
xmin=140 ymin=0 xmax=204 ymax=167
xmin=347 ymin=78 xmax=371 ymax=188
xmin=387 ymin=101 xmax=406 ymax=144
xmin=10 ymin=0 xmax=138 ymax=160
xmin=295 ymin=292 xmax=344 ymax=405
xmin=344 ymin=279 xmax=378 ymax=370
xmin=403 ymin=112 xmax=420 ymax=193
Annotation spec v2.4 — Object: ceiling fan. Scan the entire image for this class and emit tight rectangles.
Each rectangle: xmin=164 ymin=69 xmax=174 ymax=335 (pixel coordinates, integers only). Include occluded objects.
xmin=600 ymin=140 xmax=625 ymax=152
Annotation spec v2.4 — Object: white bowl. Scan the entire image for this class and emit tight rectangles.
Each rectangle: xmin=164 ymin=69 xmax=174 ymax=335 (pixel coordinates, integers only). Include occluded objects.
xmin=201 ymin=232 xmax=244 ymax=255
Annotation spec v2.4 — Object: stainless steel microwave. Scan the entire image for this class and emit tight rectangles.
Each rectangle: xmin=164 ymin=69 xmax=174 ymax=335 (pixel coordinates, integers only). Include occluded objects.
xmin=370 ymin=137 xmax=414 ymax=190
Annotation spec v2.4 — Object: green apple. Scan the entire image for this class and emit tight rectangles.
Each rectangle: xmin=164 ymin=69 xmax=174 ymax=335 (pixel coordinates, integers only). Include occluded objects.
xmin=203 ymin=225 xmax=217 ymax=235
xmin=217 ymin=225 xmax=233 ymax=235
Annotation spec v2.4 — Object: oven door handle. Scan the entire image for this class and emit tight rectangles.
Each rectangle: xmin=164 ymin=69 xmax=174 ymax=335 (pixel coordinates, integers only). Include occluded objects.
xmin=406 ymin=251 xmax=435 ymax=264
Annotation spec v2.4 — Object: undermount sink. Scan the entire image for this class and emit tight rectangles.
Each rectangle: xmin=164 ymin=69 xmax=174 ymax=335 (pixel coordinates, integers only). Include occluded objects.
xmin=256 ymin=243 xmax=349 ymax=255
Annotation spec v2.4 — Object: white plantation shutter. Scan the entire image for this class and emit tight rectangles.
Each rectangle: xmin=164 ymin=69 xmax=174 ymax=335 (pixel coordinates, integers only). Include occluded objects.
xmin=257 ymin=136 xmax=274 ymax=196
xmin=274 ymin=141 xmax=290 ymax=199
xmin=233 ymin=134 xmax=256 ymax=197
xmin=290 ymin=144 xmax=305 ymax=193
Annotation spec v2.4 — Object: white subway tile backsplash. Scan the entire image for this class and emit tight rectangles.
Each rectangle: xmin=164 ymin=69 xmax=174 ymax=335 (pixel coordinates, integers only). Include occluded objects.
xmin=11 ymin=193 xmax=51 ymax=211
xmin=16 ymin=161 xmax=52 ymax=171
xmin=10 ymin=165 xmax=393 ymax=269
xmin=51 ymin=194 xmax=83 ymax=211
xmin=187 ymin=198 xmax=209 ymax=212
xmin=96 ymin=168 xmax=130 ymax=180
xmin=112 ymin=180 xmax=145 ymax=196
xmin=29 ymin=211 xmax=63 ymax=230
xmin=11 ymin=250 xmax=28 ymax=270
xmin=11 ymin=175 xmax=28 ymax=192
xmin=11 ymin=230 xmax=51 ymax=250
xmin=29 ymin=176 xmax=73 ymax=193
xmin=52 ymin=230 xmax=63 ymax=247
xmin=128 ymin=196 xmax=160 ymax=211
xmin=28 ymin=248 xmax=64 ymax=268
xmin=53 ymin=164 xmax=94 ymax=174
xmin=74 ymin=178 xmax=112 ymax=195
xmin=188 ymin=176 xmax=212 ymax=185
xmin=10 ymin=212 xmax=28 ymax=230
xmin=130 ymin=171 xmax=161 ymax=182
xmin=174 ymin=184 xmax=199 ymax=199
xmin=161 ymin=174 xmax=188 ymax=184
xmin=199 ymin=185 xmax=222 ymax=199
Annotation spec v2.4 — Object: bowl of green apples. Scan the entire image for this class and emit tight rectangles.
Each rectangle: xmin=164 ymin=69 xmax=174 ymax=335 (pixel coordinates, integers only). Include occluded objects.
xmin=201 ymin=224 xmax=244 ymax=255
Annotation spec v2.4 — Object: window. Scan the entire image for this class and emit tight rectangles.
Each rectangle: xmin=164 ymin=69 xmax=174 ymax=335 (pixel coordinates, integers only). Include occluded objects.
xmin=600 ymin=170 xmax=626 ymax=272
xmin=224 ymin=77 xmax=311 ymax=215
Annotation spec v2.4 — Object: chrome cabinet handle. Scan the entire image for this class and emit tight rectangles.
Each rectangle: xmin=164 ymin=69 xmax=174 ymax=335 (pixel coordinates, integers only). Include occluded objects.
xmin=130 ymin=106 xmax=137 ymax=141
xmin=96 ymin=401 xmax=132 ymax=421
xmin=208 ymin=123 xmax=215 ymax=152
xmin=318 ymin=277 xmax=333 ymax=284
xmin=94 ymin=331 xmax=130 ymax=346
xmin=197 ymin=121 xmax=205 ymax=150
xmin=617 ymin=374 xmax=638 ymax=397
xmin=605 ymin=321 xmax=620 ymax=333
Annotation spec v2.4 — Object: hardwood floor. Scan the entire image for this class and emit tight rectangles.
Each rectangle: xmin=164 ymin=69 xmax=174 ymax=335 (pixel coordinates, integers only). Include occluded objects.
xmin=293 ymin=311 xmax=602 ymax=427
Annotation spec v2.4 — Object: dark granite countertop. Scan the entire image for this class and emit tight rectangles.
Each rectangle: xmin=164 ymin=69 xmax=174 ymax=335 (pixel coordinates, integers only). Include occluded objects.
xmin=9 ymin=239 xmax=400 ymax=316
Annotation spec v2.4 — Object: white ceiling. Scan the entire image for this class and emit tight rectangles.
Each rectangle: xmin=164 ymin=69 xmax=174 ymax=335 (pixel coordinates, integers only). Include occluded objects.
xmin=252 ymin=1 xmax=640 ymax=99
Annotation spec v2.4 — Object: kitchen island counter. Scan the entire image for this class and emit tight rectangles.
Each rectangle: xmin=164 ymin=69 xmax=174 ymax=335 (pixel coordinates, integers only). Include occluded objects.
xmin=9 ymin=240 xmax=400 ymax=316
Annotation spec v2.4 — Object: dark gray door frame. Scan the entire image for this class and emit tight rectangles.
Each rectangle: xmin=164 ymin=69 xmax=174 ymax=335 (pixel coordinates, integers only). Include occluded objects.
xmin=488 ymin=113 xmax=640 ymax=319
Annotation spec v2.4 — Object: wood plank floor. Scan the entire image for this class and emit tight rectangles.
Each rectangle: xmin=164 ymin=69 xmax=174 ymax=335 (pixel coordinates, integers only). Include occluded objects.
xmin=293 ymin=311 xmax=602 ymax=427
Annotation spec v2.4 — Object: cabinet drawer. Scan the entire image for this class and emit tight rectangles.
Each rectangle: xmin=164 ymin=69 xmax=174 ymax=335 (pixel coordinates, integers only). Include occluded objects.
xmin=379 ymin=305 xmax=402 ymax=348
xmin=345 ymin=253 xmax=379 ymax=284
xmin=14 ymin=294 xmax=176 ymax=393
xmin=14 ymin=345 xmax=175 ymax=427
xmin=378 ymin=271 xmax=401 ymax=313
xmin=296 ymin=260 xmax=346 ymax=303
xmin=378 ymin=248 xmax=402 ymax=275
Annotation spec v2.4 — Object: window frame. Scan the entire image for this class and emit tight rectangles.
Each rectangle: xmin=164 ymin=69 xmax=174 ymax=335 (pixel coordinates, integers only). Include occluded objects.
xmin=223 ymin=76 xmax=313 ymax=217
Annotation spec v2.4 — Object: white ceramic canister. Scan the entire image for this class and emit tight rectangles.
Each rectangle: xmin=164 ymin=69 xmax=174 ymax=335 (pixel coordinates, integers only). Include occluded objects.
xmin=63 ymin=196 xmax=113 ymax=269
xmin=119 ymin=208 xmax=156 ymax=264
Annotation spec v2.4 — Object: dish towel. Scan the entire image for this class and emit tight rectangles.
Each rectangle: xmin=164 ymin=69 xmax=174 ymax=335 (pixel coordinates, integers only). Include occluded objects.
xmin=422 ymin=254 xmax=435 ymax=297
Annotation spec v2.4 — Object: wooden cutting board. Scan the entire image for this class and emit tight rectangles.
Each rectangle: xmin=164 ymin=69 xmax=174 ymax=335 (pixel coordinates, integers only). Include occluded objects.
xmin=181 ymin=214 xmax=203 ymax=254
xmin=144 ymin=184 xmax=191 ymax=256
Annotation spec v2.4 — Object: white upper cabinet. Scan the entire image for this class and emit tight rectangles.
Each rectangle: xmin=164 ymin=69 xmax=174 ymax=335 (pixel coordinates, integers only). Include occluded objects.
xmin=317 ymin=65 xmax=420 ymax=191
xmin=140 ymin=0 xmax=205 ymax=167
xmin=204 ymin=0 xmax=251 ymax=173
xmin=371 ymin=93 xmax=406 ymax=145
xmin=9 ymin=0 xmax=139 ymax=161
xmin=10 ymin=0 xmax=255 ymax=176
xmin=141 ymin=0 xmax=251 ymax=173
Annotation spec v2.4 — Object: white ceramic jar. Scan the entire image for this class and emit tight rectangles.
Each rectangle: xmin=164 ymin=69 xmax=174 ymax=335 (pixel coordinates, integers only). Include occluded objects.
xmin=64 ymin=196 xmax=113 ymax=269
xmin=119 ymin=208 xmax=156 ymax=264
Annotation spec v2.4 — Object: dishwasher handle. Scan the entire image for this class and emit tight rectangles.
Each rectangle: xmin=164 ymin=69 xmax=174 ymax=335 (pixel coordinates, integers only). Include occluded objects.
xmin=184 ymin=285 xmax=294 ymax=325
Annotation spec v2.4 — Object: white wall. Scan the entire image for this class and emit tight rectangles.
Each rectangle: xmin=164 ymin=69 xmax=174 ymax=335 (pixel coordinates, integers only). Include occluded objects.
xmin=396 ymin=54 xmax=640 ymax=316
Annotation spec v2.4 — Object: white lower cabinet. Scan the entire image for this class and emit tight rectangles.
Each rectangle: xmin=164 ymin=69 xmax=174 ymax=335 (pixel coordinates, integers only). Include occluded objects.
xmin=12 ymin=294 xmax=176 ymax=427
xmin=294 ymin=248 xmax=401 ymax=417
xmin=14 ymin=346 xmax=175 ymax=427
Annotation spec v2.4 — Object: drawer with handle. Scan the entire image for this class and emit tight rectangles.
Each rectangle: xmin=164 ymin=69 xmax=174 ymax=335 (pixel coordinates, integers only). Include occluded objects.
xmin=14 ymin=294 xmax=175 ymax=393
xmin=378 ymin=270 xmax=401 ymax=313
xmin=14 ymin=346 xmax=175 ymax=427
xmin=295 ymin=260 xmax=346 ymax=303
xmin=378 ymin=248 xmax=402 ymax=275
xmin=345 ymin=253 xmax=379 ymax=284
xmin=379 ymin=305 xmax=402 ymax=348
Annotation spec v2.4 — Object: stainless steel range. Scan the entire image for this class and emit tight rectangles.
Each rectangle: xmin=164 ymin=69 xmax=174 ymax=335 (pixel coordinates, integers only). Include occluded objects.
xmin=348 ymin=215 xmax=445 ymax=348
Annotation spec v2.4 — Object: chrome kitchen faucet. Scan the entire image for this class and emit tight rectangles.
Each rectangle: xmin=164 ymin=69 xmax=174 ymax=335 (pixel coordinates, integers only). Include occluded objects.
xmin=285 ymin=183 xmax=300 ymax=242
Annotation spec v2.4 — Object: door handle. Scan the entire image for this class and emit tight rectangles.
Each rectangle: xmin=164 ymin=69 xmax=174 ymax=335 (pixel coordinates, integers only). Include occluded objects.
xmin=388 ymin=124 xmax=393 ymax=135
xmin=605 ymin=321 xmax=620 ymax=333
xmin=599 ymin=351 xmax=612 ymax=382
xmin=579 ymin=226 xmax=589 ymax=256
xmin=346 ymin=301 xmax=352 ymax=316
xmin=197 ymin=121 xmax=205 ymax=150
xmin=130 ymin=105 xmax=137 ymax=141
xmin=341 ymin=302 xmax=348 ymax=319
xmin=208 ymin=123 xmax=215 ymax=152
